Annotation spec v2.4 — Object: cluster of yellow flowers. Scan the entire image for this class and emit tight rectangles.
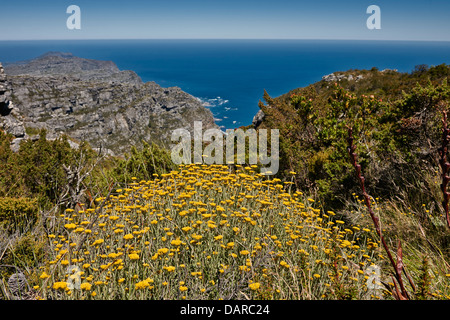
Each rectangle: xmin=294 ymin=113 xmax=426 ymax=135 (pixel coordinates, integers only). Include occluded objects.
xmin=37 ymin=164 xmax=384 ymax=300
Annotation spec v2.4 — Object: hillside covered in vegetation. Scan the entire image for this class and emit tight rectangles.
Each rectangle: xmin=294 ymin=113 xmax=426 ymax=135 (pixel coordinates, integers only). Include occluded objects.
xmin=1 ymin=64 xmax=450 ymax=300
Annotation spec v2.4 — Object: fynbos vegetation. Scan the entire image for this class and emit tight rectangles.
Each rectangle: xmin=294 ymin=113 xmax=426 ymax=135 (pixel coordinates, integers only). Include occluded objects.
xmin=1 ymin=64 xmax=450 ymax=300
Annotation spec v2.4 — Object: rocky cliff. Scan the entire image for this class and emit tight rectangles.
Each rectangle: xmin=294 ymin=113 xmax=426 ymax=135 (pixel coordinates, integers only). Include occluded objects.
xmin=0 ymin=52 xmax=217 ymax=155
xmin=0 ymin=62 xmax=28 ymax=152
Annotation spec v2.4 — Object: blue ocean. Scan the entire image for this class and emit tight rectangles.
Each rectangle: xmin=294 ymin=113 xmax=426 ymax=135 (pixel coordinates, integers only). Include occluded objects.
xmin=0 ymin=39 xmax=449 ymax=129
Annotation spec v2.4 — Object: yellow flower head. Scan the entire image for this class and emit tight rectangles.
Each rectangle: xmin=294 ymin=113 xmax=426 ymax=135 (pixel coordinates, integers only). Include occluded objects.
xmin=80 ymin=283 xmax=92 ymax=291
xmin=64 ymin=223 xmax=76 ymax=230
xmin=123 ymin=234 xmax=134 ymax=240
xmin=53 ymin=282 xmax=68 ymax=290
xmin=248 ymin=282 xmax=260 ymax=290
xmin=165 ymin=266 xmax=176 ymax=272
xmin=179 ymin=285 xmax=188 ymax=292
xmin=128 ymin=253 xmax=139 ymax=260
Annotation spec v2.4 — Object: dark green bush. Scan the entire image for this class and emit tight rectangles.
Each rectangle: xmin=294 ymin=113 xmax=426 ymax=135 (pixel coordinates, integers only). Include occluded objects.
xmin=0 ymin=197 xmax=38 ymax=234
xmin=257 ymin=67 xmax=450 ymax=210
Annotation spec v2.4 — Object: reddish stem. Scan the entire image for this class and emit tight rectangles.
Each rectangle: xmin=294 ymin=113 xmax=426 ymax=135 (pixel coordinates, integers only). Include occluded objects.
xmin=346 ymin=127 xmax=410 ymax=300
xmin=438 ymin=111 xmax=450 ymax=229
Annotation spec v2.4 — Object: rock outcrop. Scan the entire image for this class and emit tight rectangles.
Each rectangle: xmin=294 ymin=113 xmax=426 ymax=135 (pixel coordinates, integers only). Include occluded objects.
xmin=0 ymin=52 xmax=218 ymax=155
xmin=0 ymin=62 xmax=28 ymax=152
xmin=252 ymin=109 xmax=265 ymax=128
xmin=322 ymin=72 xmax=364 ymax=82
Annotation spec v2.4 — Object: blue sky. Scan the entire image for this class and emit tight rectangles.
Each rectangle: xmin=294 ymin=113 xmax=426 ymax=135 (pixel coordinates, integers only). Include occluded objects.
xmin=1 ymin=0 xmax=449 ymax=41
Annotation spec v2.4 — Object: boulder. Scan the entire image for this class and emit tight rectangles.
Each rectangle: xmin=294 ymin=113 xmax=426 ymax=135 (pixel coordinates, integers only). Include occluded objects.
xmin=252 ymin=109 xmax=265 ymax=128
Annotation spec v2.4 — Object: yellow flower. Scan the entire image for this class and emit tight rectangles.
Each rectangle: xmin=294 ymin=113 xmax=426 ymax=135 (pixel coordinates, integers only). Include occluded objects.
xmin=240 ymin=250 xmax=250 ymax=255
xmin=128 ymin=253 xmax=139 ymax=260
xmin=279 ymin=261 xmax=290 ymax=268
xmin=171 ymin=239 xmax=182 ymax=246
xmin=179 ymin=210 xmax=188 ymax=216
xmin=191 ymin=234 xmax=203 ymax=241
xmin=64 ymin=223 xmax=76 ymax=230
xmin=123 ymin=234 xmax=134 ymax=240
xmin=92 ymin=239 xmax=104 ymax=246
xmin=100 ymin=264 xmax=112 ymax=270
xmin=227 ymin=242 xmax=235 ymax=248
xmin=313 ymin=274 xmax=321 ymax=278
xmin=340 ymin=240 xmax=352 ymax=248
xmin=61 ymin=260 xmax=69 ymax=266
xmin=53 ymin=282 xmax=68 ymax=290
xmin=248 ymin=282 xmax=260 ymax=290
xmin=158 ymin=248 xmax=169 ymax=254
xmin=135 ymin=278 xmax=154 ymax=290
xmin=214 ymin=235 xmax=223 ymax=241
xmin=80 ymin=283 xmax=92 ymax=291
xmin=40 ymin=272 xmax=50 ymax=279
xmin=179 ymin=285 xmax=188 ymax=292
xmin=165 ymin=266 xmax=176 ymax=272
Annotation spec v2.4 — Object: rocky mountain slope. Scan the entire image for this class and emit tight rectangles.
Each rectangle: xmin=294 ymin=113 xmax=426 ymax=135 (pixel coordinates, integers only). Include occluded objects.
xmin=0 ymin=52 xmax=217 ymax=155
xmin=4 ymin=52 xmax=143 ymax=85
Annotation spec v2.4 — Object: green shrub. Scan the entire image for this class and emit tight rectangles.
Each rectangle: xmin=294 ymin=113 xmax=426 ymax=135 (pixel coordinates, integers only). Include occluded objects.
xmin=109 ymin=141 xmax=176 ymax=184
xmin=257 ymin=69 xmax=450 ymax=210
xmin=0 ymin=232 xmax=46 ymax=287
xmin=0 ymin=129 xmax=97 ymax=209
xmin=0 ymin=197 xmax=38 ymax=233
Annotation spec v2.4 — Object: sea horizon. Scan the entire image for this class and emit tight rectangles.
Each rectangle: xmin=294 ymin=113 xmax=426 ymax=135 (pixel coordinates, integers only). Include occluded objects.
xmin=1 ymin=39 xmax=450 ymax=129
